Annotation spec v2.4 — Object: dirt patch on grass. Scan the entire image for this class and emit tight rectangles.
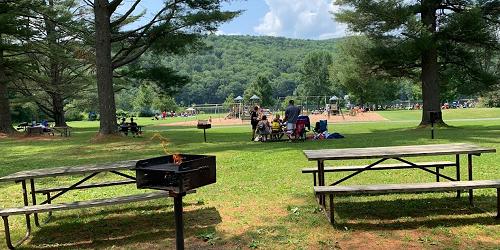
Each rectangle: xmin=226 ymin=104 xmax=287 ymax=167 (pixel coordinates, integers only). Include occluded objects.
xmin=162 ymin=112 xmax=386 ymax=127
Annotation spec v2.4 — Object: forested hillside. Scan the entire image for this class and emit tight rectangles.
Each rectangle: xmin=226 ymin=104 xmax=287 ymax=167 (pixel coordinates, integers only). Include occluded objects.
xmin=158 ymin=35 xmax=340 ymax=105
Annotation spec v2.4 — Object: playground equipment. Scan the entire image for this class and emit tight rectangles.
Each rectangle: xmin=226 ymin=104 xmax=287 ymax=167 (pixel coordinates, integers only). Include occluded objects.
xmin=328 ymin=96 xmax=344 ymax=119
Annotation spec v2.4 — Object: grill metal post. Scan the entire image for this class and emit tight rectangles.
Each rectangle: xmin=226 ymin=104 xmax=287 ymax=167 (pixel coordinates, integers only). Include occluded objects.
xmin=174 ymin=193 xmax=185 ymax=250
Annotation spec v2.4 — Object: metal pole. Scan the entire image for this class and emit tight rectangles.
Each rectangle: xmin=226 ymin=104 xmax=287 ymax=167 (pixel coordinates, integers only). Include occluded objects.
xmin=174 ymin=195 xmax=184 ymax=250
xmin=203 ymin=128 xmax=207 ymax=143
xmin=468 ymin=154 xmax=473 ymax=206
xmin=431 ymin=121 xmax=434 ymax=139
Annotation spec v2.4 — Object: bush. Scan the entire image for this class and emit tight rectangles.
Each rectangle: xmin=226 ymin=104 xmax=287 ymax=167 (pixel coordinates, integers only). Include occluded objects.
xmin=137 ymin=108 xmax=155 ymax=117
xmin=116 ymin=109 xmax=130 ymax=118
xmin=65 ymin=109 xmax=84 ymax=121
xmin=479 ymin=86 xmax=500 ymax=107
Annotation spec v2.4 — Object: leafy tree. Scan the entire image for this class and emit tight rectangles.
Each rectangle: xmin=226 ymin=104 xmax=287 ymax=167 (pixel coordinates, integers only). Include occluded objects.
xmin=244 ymin=75 xmax=274 ymax=107
xmin=297 ymin=51 xmax=333 ymax=96
xmin=132 ymin=84 xmax=155 ymax=116
xmin=222 ymin=93 xmax=235 ymax=110
xmin=334 ymin=0 xmax=500 ymax=125
xmin=331 ymin=36 xmax=399 ymax=105
xmin=153 ymin=95 xmax=178 ymax=113
xmin=86 ymin=0 xmax=239 ymax=135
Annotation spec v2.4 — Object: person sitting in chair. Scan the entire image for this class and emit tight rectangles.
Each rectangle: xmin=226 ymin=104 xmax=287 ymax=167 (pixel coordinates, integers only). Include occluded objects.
xmin=129 ymin=118 xmax=139 ymax=136
xmin=119 ymin=117 xmax=129 ymax=136
xmin=255 ymin=115 xmax=271 ymax=141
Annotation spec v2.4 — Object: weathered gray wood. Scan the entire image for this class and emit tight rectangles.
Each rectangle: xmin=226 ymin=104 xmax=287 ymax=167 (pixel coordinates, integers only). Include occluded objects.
xmin=0 ymin=192 xmax=168 ymax=216
xmin=314 ymin=180 xmax=500 ymax=195
xmin=33 ymin=180 xmax=136 ymax=194
xmin=0 ymin=160 xmax=138 ymax=182
xmin=303 ymin=143 xmax=496 ymax=161
xmin=302 ymin=161 xmax=455 ymax=173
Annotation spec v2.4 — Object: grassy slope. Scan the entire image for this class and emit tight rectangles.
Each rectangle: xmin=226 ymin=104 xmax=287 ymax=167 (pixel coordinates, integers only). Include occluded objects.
xmin=0 ymin=110 xmax=499 ymax=249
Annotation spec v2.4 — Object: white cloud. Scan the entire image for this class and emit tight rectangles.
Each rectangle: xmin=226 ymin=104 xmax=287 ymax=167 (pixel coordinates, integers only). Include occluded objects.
xmin=254 ymin=0 xmax=346 ymax=39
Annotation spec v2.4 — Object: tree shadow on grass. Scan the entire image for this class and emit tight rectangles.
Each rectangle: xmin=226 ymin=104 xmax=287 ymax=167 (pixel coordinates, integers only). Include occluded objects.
xmin=161 ymin=124 xmax=500 ymax=157
xmin=289 ymin=193 xmax=499 ymax=231
xmin=25 ymin=205 xmax=221 ymax=249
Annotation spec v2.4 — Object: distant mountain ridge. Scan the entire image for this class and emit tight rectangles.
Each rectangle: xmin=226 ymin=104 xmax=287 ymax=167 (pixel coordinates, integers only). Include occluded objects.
xmin=160 ymin=35 xmax=340 ymax=105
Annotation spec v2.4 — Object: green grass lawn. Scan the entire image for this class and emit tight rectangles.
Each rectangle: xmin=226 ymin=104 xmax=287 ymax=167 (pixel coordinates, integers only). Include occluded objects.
xmin=0 ymin=109 xmax=499 ymax=249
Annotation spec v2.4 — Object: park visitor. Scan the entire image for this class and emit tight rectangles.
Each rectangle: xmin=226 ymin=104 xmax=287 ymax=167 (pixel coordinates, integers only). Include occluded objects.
xmin=284 ymin=100 xmax=300 ymax=139
xmin=119 ymin=117 xmax=128 ymax=135
xmin=255 ymin=115 xmax=271 ymax=141
xmin=250 ymin=106 xmax=259 ymax=141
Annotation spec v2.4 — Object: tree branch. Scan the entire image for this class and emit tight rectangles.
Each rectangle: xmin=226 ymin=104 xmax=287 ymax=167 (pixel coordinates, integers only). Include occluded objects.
xmin=110 ymin=0 xmax=141 ymax=28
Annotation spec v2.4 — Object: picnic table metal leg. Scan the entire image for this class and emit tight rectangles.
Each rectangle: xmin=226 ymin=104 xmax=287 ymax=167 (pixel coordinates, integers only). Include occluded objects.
xmin=435 ymin=167 xmax=440 ymax=182
xmin=329 ymin=194 xmax=335 ymax=225
xmin=2 ymin=215 xmax=31 ymax=250
xmin=40 ymin=172 xmax=98 ymax=205
xmin=46 ymin=193 xmax=53 ymax=219
xmin=497 ymin=188 xmax=500 ymax=219
xmin=456 ymin=154 xmax=461 ymax=198
xmin=20 ymin=181 xmax=32 ymax=233
xmin=468 ymin=154 xmax=473 ymax=206
xmin=331 ymin=158 xmax=389 ymax=186
xmin=29 ymin=179 xmax=40 ymax=227
xmin=395 ymin=158 xmax=455 ymax=181
xmin=318 ymin=160 xmax=325 ymax=206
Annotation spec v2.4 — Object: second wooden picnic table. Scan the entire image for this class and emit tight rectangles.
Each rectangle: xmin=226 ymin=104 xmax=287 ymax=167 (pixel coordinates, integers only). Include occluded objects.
xmin=303 ymin=143 xmax=496 ymax=206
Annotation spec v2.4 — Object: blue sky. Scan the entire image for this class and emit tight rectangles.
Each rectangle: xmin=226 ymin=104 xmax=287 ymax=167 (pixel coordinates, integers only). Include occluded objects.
xmin=133 ymin=0 xmax=347 ymax=40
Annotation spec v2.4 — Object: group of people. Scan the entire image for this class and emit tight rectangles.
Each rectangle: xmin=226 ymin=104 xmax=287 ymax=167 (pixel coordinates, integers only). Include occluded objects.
xmin=119 ymin=117 xmax=140 ymax=136
xmin=251 ymin=100 xmax=301 ymax=142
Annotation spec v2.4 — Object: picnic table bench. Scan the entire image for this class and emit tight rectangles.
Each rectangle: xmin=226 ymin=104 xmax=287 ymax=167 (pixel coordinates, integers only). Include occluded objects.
xmin=315 ymin=180 xmax=500 ymax=224
xmin=0 ymin=160 xmax=171 ymax=249
xmin=52 ymin=126 xmax=71 ymax=137
xmin=303 ymin=143 xmax=497 ymax=223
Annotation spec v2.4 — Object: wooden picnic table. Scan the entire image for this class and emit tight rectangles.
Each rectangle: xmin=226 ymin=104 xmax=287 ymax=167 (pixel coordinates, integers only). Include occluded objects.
xmin=0 ymin=160 xmax=140 ymax=245
xmin=52 ymin=126 xmax=71 ymax=137
xmin=303 ymin=143 xmax=496 ymax=206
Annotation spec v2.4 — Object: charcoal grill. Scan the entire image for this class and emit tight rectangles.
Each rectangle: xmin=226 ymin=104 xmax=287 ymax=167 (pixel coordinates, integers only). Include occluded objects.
xmin=197 ymin=120 xmax=211 ymax=142
xmin=134 ymin=154 xmax=216 ymax=250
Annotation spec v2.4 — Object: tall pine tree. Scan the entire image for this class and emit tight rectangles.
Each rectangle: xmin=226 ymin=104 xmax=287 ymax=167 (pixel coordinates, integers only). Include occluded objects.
xmin=0 ymin=0 xmax=34 ymax=134
xmin=335 ymin=0 xmax=500 ymax=125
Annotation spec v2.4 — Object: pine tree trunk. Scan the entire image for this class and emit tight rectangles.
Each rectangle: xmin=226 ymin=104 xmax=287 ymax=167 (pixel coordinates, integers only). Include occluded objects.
xmin=45 ymin=0 xmax=66 ymax=128
xmin=0 ymin=47 xmax=15 ymax=134
xmin=52 ymin=94 xmax=66 ymax=127
xmin=94 ymin=0 xmax=117 ymax=135
xmin=419 ymin=0 xmax=445 ymax=126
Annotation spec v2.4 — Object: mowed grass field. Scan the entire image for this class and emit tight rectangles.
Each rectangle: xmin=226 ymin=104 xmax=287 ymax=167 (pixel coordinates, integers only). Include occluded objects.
xmin=0 ymin=109 xmax=499 ymax=249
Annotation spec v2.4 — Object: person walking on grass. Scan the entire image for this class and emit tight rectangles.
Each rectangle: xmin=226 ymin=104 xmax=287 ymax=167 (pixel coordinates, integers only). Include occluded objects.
xmin=284 ymin=100 xmax=300 ymax=140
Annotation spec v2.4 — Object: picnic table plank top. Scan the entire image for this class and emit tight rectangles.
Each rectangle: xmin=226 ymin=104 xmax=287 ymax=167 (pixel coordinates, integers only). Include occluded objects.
xmin=303 ymin=143 xmax=496 ymax=161
xmin=0 ymin=160 xmax=138 ymax=182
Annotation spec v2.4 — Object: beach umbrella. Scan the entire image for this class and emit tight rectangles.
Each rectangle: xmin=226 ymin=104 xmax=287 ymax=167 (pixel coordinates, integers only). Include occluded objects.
xmin=329 ymin=96 xmax=338 ymax=101
xmin=234 ymin=96 xmax=243 ymax=101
